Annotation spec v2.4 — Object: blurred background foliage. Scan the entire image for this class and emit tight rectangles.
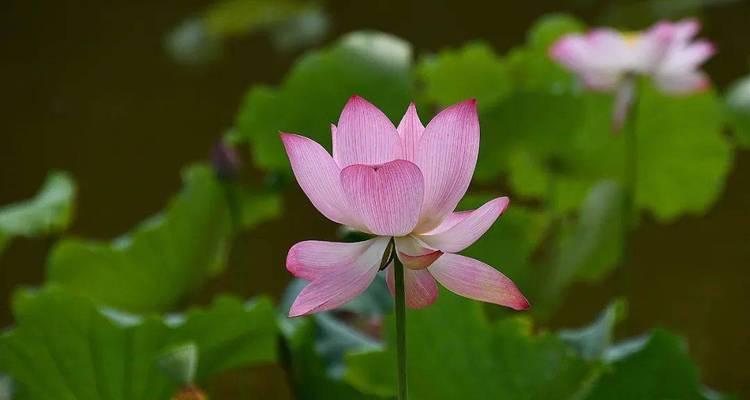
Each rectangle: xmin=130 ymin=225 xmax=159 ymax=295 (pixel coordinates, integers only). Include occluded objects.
xmin=1 ymin=0 xmax=749 ymax=398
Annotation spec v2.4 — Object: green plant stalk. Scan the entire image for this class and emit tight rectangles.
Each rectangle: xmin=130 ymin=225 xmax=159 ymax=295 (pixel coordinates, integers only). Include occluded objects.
xmin=537 ymin=168 xmax=562 ymax=319
xmin=622 ymin=80 xmax=640 ymax=259
xmin=393 ymin=249 xmax=408 ymax=400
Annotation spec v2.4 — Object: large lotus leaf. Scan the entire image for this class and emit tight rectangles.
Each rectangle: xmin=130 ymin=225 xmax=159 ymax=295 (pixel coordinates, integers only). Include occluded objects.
xmin=0 ymin=172 xmax=76 ymax=254
xmin=344 ymin=291 xmax=597 ymax=399
xmin=477 ymin=89 xmax=587 ymax=183
xmin=344 ymin=296 xmax=730 ymax=400
xmin=504 ymin=84 xmax=730 ymax=221
xmin=631 ymin=85 xmax=731 ymax=220
xmin=282 ymin=318 xmax=381 ymax=400
xmin=417 ymin=42 xmax=512 ymax=109
xmin=0 ymin=287 xmax=276 ymax=400
xmin=588 ymin=330 xmax=727 ymax=400
xmin=562 ymin=301 xmax=732 ymax=399
xmin=476 ymin=14 xmax=732 ymax=221
xmin=46 ymin=165 xmax=232 ymax=313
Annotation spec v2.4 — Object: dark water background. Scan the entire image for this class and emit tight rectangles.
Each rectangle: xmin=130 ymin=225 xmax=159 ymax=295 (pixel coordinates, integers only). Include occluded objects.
xmin=1 ymin=0 xmax=749 ymax=397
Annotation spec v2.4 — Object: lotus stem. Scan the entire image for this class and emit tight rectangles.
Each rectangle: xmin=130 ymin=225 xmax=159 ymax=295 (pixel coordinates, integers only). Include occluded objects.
xmin=393 ymin=240 xmax=408 ymax=400
xmin=622 ymin=78 xmax=640 ymax=258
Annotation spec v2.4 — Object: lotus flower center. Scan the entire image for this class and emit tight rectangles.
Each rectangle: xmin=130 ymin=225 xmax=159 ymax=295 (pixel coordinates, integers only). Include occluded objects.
xmin=623 ymin=32 xmax=641 ymax=48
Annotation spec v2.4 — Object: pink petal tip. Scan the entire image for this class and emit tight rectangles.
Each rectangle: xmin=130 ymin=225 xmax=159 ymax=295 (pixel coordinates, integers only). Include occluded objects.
xmin=510 ymin=295 xmax=531 ymax=311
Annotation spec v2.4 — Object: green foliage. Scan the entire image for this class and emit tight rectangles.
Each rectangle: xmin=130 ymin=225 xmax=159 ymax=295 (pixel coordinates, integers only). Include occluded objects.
xmin=166 ymin=295 xmax=277 ymax=378
xmin=0 ymin=374 xmax=12 ymax=400
xmin=548 ymin=72 xmax=729 ymax=224
xmin=588 ymin=330 xmax=716 ymax=399
xmin=567 ymin=302 xmax=734 ymax=399
xmin=202 ymin=0 xmax=312 ymax=36
xmin=0 ymin=171 xmax=76 ymax=254
xmin=414 ymin=15 xmax=587 ymax=183
xmin=725 ymin=74 xmax=750 ymax=147
xmin=235 ymin=187 xmax=283 ymax=229
xmin=157 ymin=343 xmax=199 ymax=385
xmin=46 ymin=165 xmax=232 ymax=313
xmin=0 ymin=287 xmax=276 ymax=400
xmin=538 ymin=181 xmax=625 ymax=314
xmin=461 ymin=183 xmax=624 ymax=318
xmin=569 ymin=78 xmax=724 ymax=223
xmin=344 ymin=297 xmax=729 ymax=400
xmin=280 ymin=277 xmax=388 ymax=369
xmin=417 ymin=42 xmax=512 ymax=109
xmin=633 ymin=85 xmax=731 ymax=220
xmin=559 ymin=300 xmax=626 ymax=360
xmin=506 ymin=33 xmax=730 ymax=221
xmin=1 ymin=11 xmax=741 ymax=398
xmin=279 ymin=277 xmax=390 ymax=399
xmin=165 ymin=0 xmax=326 ymax=65
xmin=507 ymin=13 xmax=583 ymax=91
xmin=414 ymin=15 xmax=584 ymax=182
xmin=510 ymin=14 xmax=732 ymax=220
xmin=458 ymin=34 xmax=730 ymax=307
xmin=345 ymin=292 xmax=597 ymax=399
xmin=283 ymin=319 xmax=381 ymax=400
xmin=233 ymin=31 xmax=414 ymax=172
xmin=164 ymin=18 xmax=223 ymax=66
xmin=477 ymin=90 xmax=587 ymax=183
xmin=419 ymin=14 xmax=732 ymax=222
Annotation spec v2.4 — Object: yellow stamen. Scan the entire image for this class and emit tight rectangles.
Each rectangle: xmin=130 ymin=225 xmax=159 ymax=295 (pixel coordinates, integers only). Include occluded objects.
xmin=623 ymin=32 xmax=642 ymax=47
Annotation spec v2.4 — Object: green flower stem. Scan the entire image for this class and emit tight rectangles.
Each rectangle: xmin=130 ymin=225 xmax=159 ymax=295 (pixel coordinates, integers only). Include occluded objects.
xmin=622 ymin=79 xmax=640 ymax=259
xmin=393 ymin=243 xmax=408 ymax=400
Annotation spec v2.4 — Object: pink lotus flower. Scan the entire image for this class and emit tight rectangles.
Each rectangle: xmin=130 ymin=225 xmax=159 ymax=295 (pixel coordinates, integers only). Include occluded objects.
xmin=281 ymin=96 xmax=529 ymax=317
xmin=550 ymin=19 xmax=715 ymax=94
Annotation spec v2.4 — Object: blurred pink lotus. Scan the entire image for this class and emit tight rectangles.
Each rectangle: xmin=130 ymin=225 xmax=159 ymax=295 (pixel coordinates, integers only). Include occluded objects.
xmin=281 ymin=96 xmax=528 ymax=317
xmin=550 ymin=19 xmax=715 ymax=94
